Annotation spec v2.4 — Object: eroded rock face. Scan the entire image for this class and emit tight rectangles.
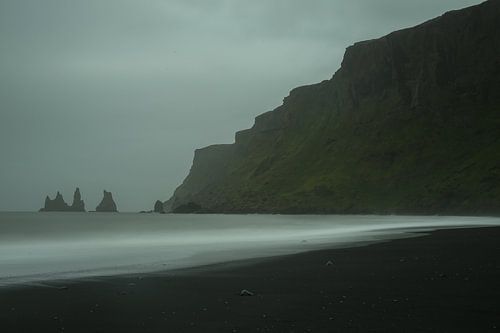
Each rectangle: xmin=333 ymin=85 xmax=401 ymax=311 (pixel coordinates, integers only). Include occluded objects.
xmin=172 ymin=202 xmax=202 ymax=214
xmin=154 ymin=200 xmax=164 ymax=213
xmin=167 ymin=0 xmax=500 ymax=215
xmin=96 ymin=190 xmax=118 ymax=212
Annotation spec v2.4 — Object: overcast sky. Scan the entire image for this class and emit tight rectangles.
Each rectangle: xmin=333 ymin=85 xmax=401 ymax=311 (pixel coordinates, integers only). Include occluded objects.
xmin=0 ymin=0 xmax=482 ymax=212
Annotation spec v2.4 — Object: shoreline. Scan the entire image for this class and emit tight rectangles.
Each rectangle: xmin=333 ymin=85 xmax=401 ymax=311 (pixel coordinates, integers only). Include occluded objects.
xmin=1 ymin=226 xmax=499 ymax=332
xmin=4 ymin=211 xmax=500 ymax=217
xmin=0 ymin=223 xmax=488 ymax=290
xmin=0 ymin=230 xmax=416 ymax=290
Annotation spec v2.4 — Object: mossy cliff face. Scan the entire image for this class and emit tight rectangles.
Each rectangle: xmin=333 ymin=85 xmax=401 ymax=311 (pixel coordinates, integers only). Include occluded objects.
xmin=168 ymin=0 xmax=500 ymax=215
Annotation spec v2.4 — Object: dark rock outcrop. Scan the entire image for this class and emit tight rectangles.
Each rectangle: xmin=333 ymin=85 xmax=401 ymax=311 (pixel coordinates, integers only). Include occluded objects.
xmin=167 ymin=0 xmax=500 ymax=215
xmin=154 ymin=200 xmax=165 ymax=213
xmin=40 ymin=191 xmax=70 ymax=212
xmin=172 ymin=202 xmax=203 ymax=214
xmin=40 ymin=188 xmax=86 ymax=212
xmin=69 ymin=188 xmax=85 ymax=212
xmin=96 ymin=190 xmax=118 ymax=212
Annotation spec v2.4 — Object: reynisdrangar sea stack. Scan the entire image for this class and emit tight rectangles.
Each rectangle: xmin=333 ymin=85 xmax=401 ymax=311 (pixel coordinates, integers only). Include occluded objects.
xmin=39 ymin=188 xmax=86 ymax=212
xmin=95 ymin=190 xmax=118 ymax=212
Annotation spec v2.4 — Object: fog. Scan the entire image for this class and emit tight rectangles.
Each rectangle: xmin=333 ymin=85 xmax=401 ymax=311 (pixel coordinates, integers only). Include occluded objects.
xmin=0 ymin=0 xmax=483 ymax=211
xmin=0 ymin=213 xmax=499 ymax=286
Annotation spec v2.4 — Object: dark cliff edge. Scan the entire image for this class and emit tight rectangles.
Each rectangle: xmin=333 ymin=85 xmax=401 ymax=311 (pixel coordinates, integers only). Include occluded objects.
xmin=168 ymin=0 xmax=500 ymax=215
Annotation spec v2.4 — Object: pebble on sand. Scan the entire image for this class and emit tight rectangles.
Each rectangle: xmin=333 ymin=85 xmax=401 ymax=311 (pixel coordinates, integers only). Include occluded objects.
xmin=240 ymin=289 xmax=254 ymax=296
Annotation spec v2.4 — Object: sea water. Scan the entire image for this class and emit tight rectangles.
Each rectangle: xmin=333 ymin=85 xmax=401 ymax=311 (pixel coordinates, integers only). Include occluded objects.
xmin=0 ymin=212 xmax=498 ymax=287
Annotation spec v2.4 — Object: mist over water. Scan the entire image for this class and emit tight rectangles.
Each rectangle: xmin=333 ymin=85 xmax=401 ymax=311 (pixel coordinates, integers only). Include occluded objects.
xmin=0 ymin=213 xmax=498 ymax=287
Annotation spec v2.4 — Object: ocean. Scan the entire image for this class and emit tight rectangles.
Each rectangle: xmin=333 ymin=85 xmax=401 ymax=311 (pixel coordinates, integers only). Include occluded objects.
xmin=0 ymin=212 xmax=498 ymax=287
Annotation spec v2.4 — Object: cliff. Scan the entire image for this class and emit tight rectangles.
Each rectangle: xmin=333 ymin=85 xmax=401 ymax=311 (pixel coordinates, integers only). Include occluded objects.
xmin=154 ymin=200 xmax=165 ymax=213
xmin=96 ymin=190 xmax=118 ymax=212
xmin=168 ymin=0 xmax=500 ymax=215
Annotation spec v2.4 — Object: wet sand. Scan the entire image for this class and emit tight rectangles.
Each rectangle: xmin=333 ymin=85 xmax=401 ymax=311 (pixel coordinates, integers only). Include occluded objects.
xmin=1 ymin=227 xmax=499 ymax=332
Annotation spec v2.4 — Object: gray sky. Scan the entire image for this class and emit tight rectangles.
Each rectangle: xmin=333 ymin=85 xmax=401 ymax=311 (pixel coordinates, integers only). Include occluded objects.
xmin=0 ymin=0 xmax=482 ymax=212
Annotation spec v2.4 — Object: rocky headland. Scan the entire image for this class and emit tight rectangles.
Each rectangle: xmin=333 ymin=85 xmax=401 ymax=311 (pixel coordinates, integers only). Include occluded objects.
xmin=154 ymin=200 xmax=165 ymax=214
xmin=166 ymin=0 xmax=500 ymax=215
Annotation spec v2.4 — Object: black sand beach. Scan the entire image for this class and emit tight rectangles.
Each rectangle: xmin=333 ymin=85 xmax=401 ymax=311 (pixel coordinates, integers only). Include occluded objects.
xmin=1 ymin=227 xmax=499 ymax=332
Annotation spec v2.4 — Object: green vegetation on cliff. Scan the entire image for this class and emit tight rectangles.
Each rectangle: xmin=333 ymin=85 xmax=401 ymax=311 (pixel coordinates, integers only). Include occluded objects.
xmin=168 ymin=0 xmax=500 ymax=215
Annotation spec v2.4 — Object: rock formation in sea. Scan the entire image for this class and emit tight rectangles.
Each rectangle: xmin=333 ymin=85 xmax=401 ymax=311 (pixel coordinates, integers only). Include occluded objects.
xmin=69 ymin=188 xmax=85 ymax=212
xmin=39 ymin=188 xmax=86 ymax=212
xmin=39 ymin=191 xmax=70 ymax=212
xmin=95 ymin=190 xmax=118 ymax=212
xmin=167 ymin=0 xmax=500 ymax=215
xmin=154 ymin=200 xmax=165 ymax=213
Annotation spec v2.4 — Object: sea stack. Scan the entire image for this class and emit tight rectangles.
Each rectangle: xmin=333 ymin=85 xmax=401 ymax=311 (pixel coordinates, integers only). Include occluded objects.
xmin=40 ymin=188 xmax=86 ymax=212
xmin=154 ymin=200 xmax=165 ymax=213
xmin=96 ymin=190 xmax=118 ymax=212
xmin=69 ymin=187 xmax=85 ymax=212
xmin=40 ymin=191 xmax=70 ymax=212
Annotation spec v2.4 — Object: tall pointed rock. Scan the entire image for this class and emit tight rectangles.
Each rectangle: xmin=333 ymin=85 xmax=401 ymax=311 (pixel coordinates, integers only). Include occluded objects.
xmin=96 ymin=190 xmax=118 ymax=212
xmin=70 ymin=187 xmax=85 ymax=212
